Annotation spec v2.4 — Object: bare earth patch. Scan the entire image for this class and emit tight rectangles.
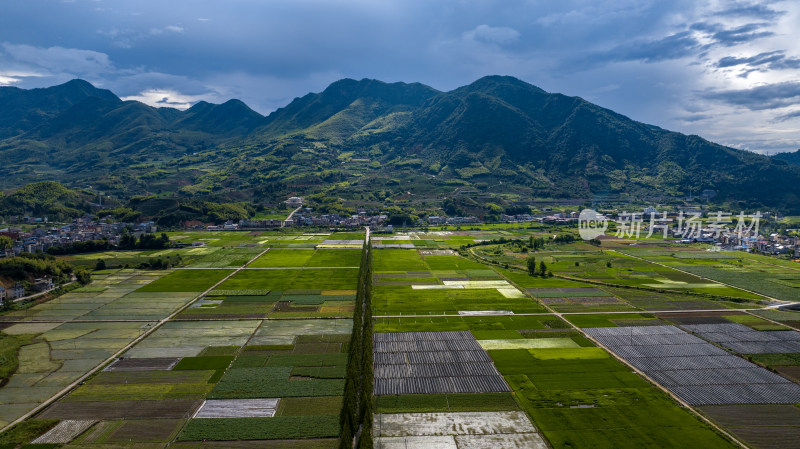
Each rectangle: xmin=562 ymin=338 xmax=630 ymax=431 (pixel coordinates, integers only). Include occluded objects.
xmin=374 ymin=411 xmax=547 ymax=449
xmin=31 ymin=419 xmax=97 ymax=444
xmin=194 ymin=398 xmax=280 ymax=418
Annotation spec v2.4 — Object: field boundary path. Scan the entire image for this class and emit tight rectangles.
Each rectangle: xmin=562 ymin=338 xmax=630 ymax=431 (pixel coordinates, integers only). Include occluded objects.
xmin=174 ymin=266 xmax=359 ymax=270
xmin=282 ymin=206 xmax=303 ymax=227
xmin=12 ymin=280 xmax=77 ymax=304
xmin=0 ymin=247 xmax=271 ymax=434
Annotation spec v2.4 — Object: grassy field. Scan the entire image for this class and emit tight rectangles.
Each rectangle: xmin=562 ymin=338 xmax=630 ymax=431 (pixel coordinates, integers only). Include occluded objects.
xmin=177 ymin=415 xmax=340 ymax=441
xmin=166 ymin=231 xmax=266 ymax=247
xmin=0 ymin=332 xmax=35 ymax=383
xmin=617 ymin=247 xmax=800 ymax=301
xmin=135 ymin=269 xmax=233 ymax=292
xmin=218 ymin=268 xmax=358 ymax=291
xmin=249 ymin=249 xmax=315 ymax=268
xmin=490 ymin=346 xmax=738 ymax=448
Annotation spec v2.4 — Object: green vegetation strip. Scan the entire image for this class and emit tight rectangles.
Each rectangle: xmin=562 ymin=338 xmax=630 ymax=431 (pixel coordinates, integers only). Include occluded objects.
xmin=748 ymin=353 xmax=800 ymax=366
xmin=178 ymin=415 xmax=340 ymax=441
xmin=0 ymin=420 xmax=59 ymax=446
xmin=340 ymin=239 xmax=373 ymax=449
xmin=174 ymin=356 xmax=234 ymax=383
xmin=375 ymin=393 xmax=519 ymax=413
xmin=0 ymin=332 xmax=36 ymax=384
xmin=210 ymin=367 xmax=344 ymax=398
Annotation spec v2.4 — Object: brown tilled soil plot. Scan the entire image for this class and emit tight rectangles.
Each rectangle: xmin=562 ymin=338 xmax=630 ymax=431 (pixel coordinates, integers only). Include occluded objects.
xmin=40 ymin=399 xmax=202 ymax=419
xmin=106 ymin=357 xmax=181 ymax=371
xmin=775 ymin=366 xmax=800 ymax=381
xmin=272 ymin=302 xmax=319 ymax=313
xmin=610 ymin=318 xmax=668 ymax=326
xmin=658 ymin=311 xmax=744 ymax=324
xmin=170 ymin=439 xmax=339 ymax=448
xmin=319 ymin=304 xmax=354 ymax=314
xmin=782 ymin=320 xmax=800 ymax=330
xmin=720 ymin=426 xmax=800 ymax=449
xmin=376 ymin=280 xmax=440 ymax=285
xmin=700 ymin=405 xmax=800 ymax=426
xmin=292 ymin=342 xmax=341 ymax=354
xmin=176 ymin=313 xmax=267 ymax=320
xmin=105 ymin=419 xmax=185 ymax=443
xmin=700 ymin=405 xmax=800 ymax=449
xmin=91 ymin=370 xmax=213 ymax=385
xmin=541 ymin=296 xmax=622 ymax=304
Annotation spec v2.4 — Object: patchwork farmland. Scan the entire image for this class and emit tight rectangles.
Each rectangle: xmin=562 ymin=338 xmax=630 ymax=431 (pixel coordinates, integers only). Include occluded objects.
xmin=2 ymin=229 xmax=800 ymax=448
xmin=0 ymin=231 xmax=365 ymax=448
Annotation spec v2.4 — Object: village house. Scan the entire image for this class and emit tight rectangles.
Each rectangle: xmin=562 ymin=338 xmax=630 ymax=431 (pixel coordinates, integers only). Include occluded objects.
xmin=34 ymin=277 xmax=55 ymax=292
xmin=11 ymin=283 xmax=25 ymax=299
xmin=285 ymin=196 xmax=304 ymax=208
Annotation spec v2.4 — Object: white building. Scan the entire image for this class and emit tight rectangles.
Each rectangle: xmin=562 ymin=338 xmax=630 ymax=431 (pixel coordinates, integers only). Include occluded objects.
xmin=285 ymin=197 xmax=304 ymax=208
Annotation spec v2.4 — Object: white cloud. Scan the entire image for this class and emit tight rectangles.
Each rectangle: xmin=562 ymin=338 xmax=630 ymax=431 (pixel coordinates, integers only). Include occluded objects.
xmin=0 ymin=75 xmax=21 ymax=85
xmin=463 ymin=25 xmax=520 ymax=45
xmin=150 ymin=25 xmax=185 ymax=35
xmin=121 ymin=89 xmax=203 ymax=110
xmin=0 ymin=70 xmax=43 ymax=86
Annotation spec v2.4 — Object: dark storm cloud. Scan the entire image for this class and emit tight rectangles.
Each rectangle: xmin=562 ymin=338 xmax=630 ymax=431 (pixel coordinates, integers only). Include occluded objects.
xmin=689 ymin=21 xmax=776 ymax=47
xmin=701 ymin=82 xmax=800 ymax=110
xmin=717 ymin=51 xmax=800 ymax=70
xmin=560 ymin=31 xmax=701 ymax=71
xmin=718 ymin=51 xmax=783 ymax=67
xmin=716 ymin=3 xmax=786 ymax=20
xmin=710 ymin=23 xmax=774 ymax=46
xmin=775 ymin=110 xmax=800 ymax=122
xmin=678 ymin=114 xmax=713 ymax=123
xmin=608 ymin=31 xmax=700 ymax=62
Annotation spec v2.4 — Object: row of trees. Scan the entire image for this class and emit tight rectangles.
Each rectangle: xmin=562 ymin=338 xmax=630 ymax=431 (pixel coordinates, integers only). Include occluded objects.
xmin=340 ymin=240 xmax=373 ymax=449
xmin=47 ymin=232 xmax=171 ymax=256
xmin=119 ymin=232 xmax=171 ymax=250
xmin=47 ymin=239 xmax=113 ymax=255
xmin=0 ymin=253 xmax=75 ymax=283
xmin=526 ymin=255 xmax=552 ymax=277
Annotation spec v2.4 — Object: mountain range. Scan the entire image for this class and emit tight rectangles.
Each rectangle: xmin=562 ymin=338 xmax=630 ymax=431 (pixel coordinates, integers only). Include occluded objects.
xmin=1 ymin=76 xmax=799 ymax=215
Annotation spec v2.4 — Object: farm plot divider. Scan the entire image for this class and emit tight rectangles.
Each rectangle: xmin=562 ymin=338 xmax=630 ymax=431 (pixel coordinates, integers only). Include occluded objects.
xmin=340 ymin=237 xmax=373 ymax=449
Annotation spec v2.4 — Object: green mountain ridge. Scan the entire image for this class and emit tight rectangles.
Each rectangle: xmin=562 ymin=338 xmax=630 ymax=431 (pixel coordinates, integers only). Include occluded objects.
xmin=0 ymin=181 xmax=107 ymax=220
xmin=1 ymin=76 xmax=799 ymax=213
xmin=774 ymin=150 xmax=800 ymax=166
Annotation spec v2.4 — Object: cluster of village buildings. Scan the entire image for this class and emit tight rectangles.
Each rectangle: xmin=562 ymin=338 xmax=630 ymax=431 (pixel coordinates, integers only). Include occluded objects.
xmin=0 ymin=277 xmax=55 ymax=307
xmin=0 ymin=216 xmax=156 ymax=305
xmin=0 ymin=217 xmax=158 ymax=258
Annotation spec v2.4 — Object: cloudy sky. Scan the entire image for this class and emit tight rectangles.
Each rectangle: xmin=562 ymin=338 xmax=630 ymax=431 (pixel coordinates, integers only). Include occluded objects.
xmin=1 ymin=0 xmax=799 ymax=153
